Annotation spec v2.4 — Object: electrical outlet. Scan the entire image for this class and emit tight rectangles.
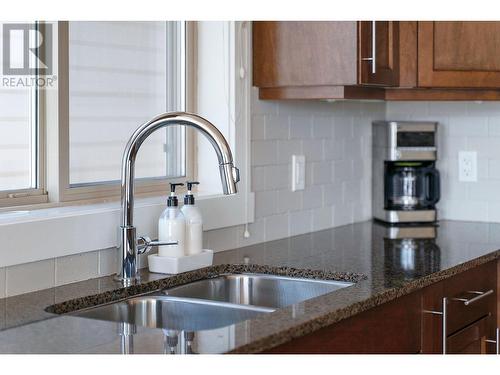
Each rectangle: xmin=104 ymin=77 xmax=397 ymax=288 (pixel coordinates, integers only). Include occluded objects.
xmin=291 ymin=155 xmax=305 ymax=191
xmin=458 ymin=151 xmax=477 ymax=182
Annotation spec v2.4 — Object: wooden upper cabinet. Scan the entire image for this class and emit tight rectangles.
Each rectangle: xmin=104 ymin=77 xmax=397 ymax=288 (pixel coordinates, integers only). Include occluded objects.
xmin=358 ymin=21 xmax=399 ymax=86
xmin=418 ymin=22 xmax=500 ymax=88
xmin=252 ymin=21 xmax=399 ymax=99
xmin=253 ymin=21 xmax=358 ymax=88
xmin=253 ymin=21 xmax=500 ymax=100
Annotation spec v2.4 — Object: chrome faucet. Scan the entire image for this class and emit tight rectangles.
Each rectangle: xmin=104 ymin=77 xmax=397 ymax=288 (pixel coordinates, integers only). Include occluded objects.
xmin=116 ymin=112 xmax=240 ymax=285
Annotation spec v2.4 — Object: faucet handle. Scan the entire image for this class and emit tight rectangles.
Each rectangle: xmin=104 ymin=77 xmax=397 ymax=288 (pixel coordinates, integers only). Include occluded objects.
xmin=232 ymin=166 xmax=240 ymax=183
xmin=137 ymin=236 xmax=178 ymax=255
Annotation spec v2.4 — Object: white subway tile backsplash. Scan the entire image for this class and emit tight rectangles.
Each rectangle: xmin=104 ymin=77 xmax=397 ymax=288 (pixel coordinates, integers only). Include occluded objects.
xmin=333 ymin=159 xmax=354 ymax=181
xmin=289 ymin=210 xmax=313 ymax=236
xmin=312 ymin=116 xmax=333 ymax=139
xmin=323 ymin=139 xmax=344 ymax=160
xmin=237 ymin=218 xmax=266 ymax=248
xmin=55 ymin=252 xmax=99 ymax=286
xmin=254 ymin=190 xmax=278 ymax=218
xmin=98 ymin=247 xmax=117 ymax=276
xmin=264 ymin=164 xmax=289 ymax=190
xmin=311 ymin=161 xmax=333 ymax=185
xmin=290 ymin=116 xmax=312 ymax=139
xmin=0 ymin=268 xmax=5 ymax=299
xmin=343 ymin=180 xmax=362 ymax=203
xmin=488 ymin=117 xmax=500 ymax=136
xmin=323 ymin=183 xmax=344 ymax=207
xmin=205 ymin=226 xmax=239 ymax=252
xmin=276 ymin=189 xmax=303 ymax=214
xmin=251 ymin=166 xmax=266 ymax=192
xmin=302 ymin=139 xmax=324 ymax=162
xmin=251 ymin=140 xmax=278 ymax=166
xmin=334 ymin=117 xmax=354 ymax=139
xmin=251 ymin=115 xmax=266 ymax=140
xmin=488 ymin=159 xmax=500 ymax=179
xmin=265 ymin=213 xmax=290 ymax=241
xmin=311 ymin=206 xmax=333 ymax=232
xmin=449 ymin=116 xmax=489 ymax=136
xmin=334 ymin=202 xmax=354 ymax=227
xmin=276 ymin=139 xmax=302 ymax=164
xmin=303 ymin=185 xmax=324 ymax=210
xmin=6 ymin=259 xmax=55 ymax=297
xmin=265 ymin=115 xmax=289 ymax=140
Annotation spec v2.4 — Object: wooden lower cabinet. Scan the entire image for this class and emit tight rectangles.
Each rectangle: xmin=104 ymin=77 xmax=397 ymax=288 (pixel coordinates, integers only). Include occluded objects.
xmin=264 ymin=292 xmax=421 ymax=354
xmin=264 ymin=259 xmax=499 ymax=354
xmin=447 ymin=315 xmax=491 ymax=354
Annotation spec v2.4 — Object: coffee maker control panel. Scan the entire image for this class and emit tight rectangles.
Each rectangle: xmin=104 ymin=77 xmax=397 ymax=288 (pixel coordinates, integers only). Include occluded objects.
xmin=373 ymin=121 xmax=437 ymax=162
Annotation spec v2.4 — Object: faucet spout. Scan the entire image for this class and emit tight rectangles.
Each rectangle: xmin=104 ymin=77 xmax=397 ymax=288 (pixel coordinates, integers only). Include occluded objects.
xmin=116 ymin=112 xmax=239 ymax=284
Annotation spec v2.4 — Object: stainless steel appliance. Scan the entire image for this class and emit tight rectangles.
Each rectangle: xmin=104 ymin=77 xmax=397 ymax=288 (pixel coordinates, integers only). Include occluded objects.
xmin=373 ymin=121 xmax=440 ymax=223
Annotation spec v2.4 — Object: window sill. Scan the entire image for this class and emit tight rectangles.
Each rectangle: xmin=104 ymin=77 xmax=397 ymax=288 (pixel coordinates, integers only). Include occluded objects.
xmin=0 ymin=191 xmax=254 ymax=268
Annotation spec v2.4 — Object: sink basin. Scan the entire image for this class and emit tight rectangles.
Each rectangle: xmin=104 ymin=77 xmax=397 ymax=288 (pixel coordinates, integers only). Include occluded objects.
xmin=164 ymin=273 xmax=354 ymax=309
xmin=73 ymin=295 xmax=274 ymax=331
xmin=71 ymin=273 xmax=354 ymax=332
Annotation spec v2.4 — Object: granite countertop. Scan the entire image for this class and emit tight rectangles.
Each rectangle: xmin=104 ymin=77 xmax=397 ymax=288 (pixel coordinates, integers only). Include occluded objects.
xmin=0 ymin=219 xmax=499 ymax=354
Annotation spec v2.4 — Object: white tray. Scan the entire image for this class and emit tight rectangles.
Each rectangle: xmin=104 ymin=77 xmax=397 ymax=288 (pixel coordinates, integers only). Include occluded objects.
xmin=148 ymin=249 xmax=214 ymax=275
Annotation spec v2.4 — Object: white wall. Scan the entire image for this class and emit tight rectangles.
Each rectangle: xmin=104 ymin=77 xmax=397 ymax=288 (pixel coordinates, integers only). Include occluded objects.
xmin=386 ymin=101 xmax=500 ymax=222
xmin=202 ymin=91 xmax=384 ymax=251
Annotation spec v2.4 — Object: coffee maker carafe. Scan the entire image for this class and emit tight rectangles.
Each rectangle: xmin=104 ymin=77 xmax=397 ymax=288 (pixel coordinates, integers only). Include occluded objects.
xmin=373 ymin=121 xmax=440 ymax=224
xmin=387 ymin=162 xmax=440 ymax=211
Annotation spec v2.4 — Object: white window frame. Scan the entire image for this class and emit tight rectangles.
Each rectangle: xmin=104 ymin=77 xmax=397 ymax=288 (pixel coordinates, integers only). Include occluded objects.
xmin=0 ymin=22 xmax=48 ymax=208
xmin=49 ymin=21 xmax=194 ymax=203
xmin=0 ymin=21 xmax=254 ymax=268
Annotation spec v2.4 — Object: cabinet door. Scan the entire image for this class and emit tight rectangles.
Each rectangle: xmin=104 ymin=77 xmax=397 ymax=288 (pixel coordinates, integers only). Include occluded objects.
xmin=447 ymin=315 xmax=491 ymax=354
xmin=263 ymin=291 xmax=421 ymax=354
xmin=252 ymin=21 xmax=358 ymax=88
xmin=421 ymin=260 xmax=498 ymax=354
xmin=358 ymin=21 xmax=399 ymax=86
xmin=418 ymin=21 xmax=500 ymax=88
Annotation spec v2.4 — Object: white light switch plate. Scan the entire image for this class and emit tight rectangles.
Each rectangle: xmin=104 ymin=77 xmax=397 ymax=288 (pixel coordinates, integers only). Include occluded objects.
xmin=458 ymin=151 xmax=477 ymax=182
xmin=292 ymin=155 xmax=305 ymax=191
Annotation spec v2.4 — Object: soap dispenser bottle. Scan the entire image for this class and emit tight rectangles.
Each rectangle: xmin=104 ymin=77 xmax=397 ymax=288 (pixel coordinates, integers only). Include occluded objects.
xmin=158 ymin=183 xmax=185 ymax=257
xmin=181 ymin=181 xmax=203 ymax=255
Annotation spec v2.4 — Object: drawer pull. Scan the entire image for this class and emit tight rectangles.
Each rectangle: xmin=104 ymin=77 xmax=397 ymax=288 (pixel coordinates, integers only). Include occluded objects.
xmin=485 ymin=328 xmax=499 ymax=354
xmin=423 ymin=297 xmax=448 ymax=354
xmin=452 ymin=289 xmax=494 ymax=306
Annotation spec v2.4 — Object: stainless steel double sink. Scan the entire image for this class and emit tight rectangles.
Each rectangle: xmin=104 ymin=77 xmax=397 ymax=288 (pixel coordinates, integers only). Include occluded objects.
xmin=73 ymin=273 xmax=354 ymax=331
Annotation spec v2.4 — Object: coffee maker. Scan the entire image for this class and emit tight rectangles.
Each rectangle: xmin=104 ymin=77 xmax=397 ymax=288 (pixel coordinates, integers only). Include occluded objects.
xmin=372 ymin=121 xmax=440 ymax=224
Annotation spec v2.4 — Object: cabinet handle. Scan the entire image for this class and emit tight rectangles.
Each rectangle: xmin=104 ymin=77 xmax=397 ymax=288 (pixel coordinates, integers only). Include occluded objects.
xmin=425 ymin=291 xmax=495 ymax=355
xmin=361 ymin=21 xmax=376 ymax=74
xmin=423 ymin=296 xmax=448 ymax=354
xmin=452 ymin=289 xmax=494 ymax=306
xmin=485 ymin=328 xmax=500 ymax=354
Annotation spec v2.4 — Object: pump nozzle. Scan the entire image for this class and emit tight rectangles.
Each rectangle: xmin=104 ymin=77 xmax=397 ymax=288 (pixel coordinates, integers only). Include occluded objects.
xmin=184 ymin=181 xmax=200 ymax=205
xmin=186 ymin=181 xmax=200 ymax=192
xmin=167 ymin=183 xmax=184 ymax=207
xmin=169 ymin=183 xmax=184 ymax=195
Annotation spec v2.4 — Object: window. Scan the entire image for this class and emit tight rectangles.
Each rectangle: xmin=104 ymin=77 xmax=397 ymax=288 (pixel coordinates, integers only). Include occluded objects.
xmin=0 ymin=22 xmax=47 ymax=207
xmin=68 ymin=21 xmax=186 ymax=186
xmin=60 ymin=21 xmax=190 ymax=201
xmin=0 ymin=21 xmax=252 ymax=226
xmin=0 ymin=21 xmax=252 ymax=265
